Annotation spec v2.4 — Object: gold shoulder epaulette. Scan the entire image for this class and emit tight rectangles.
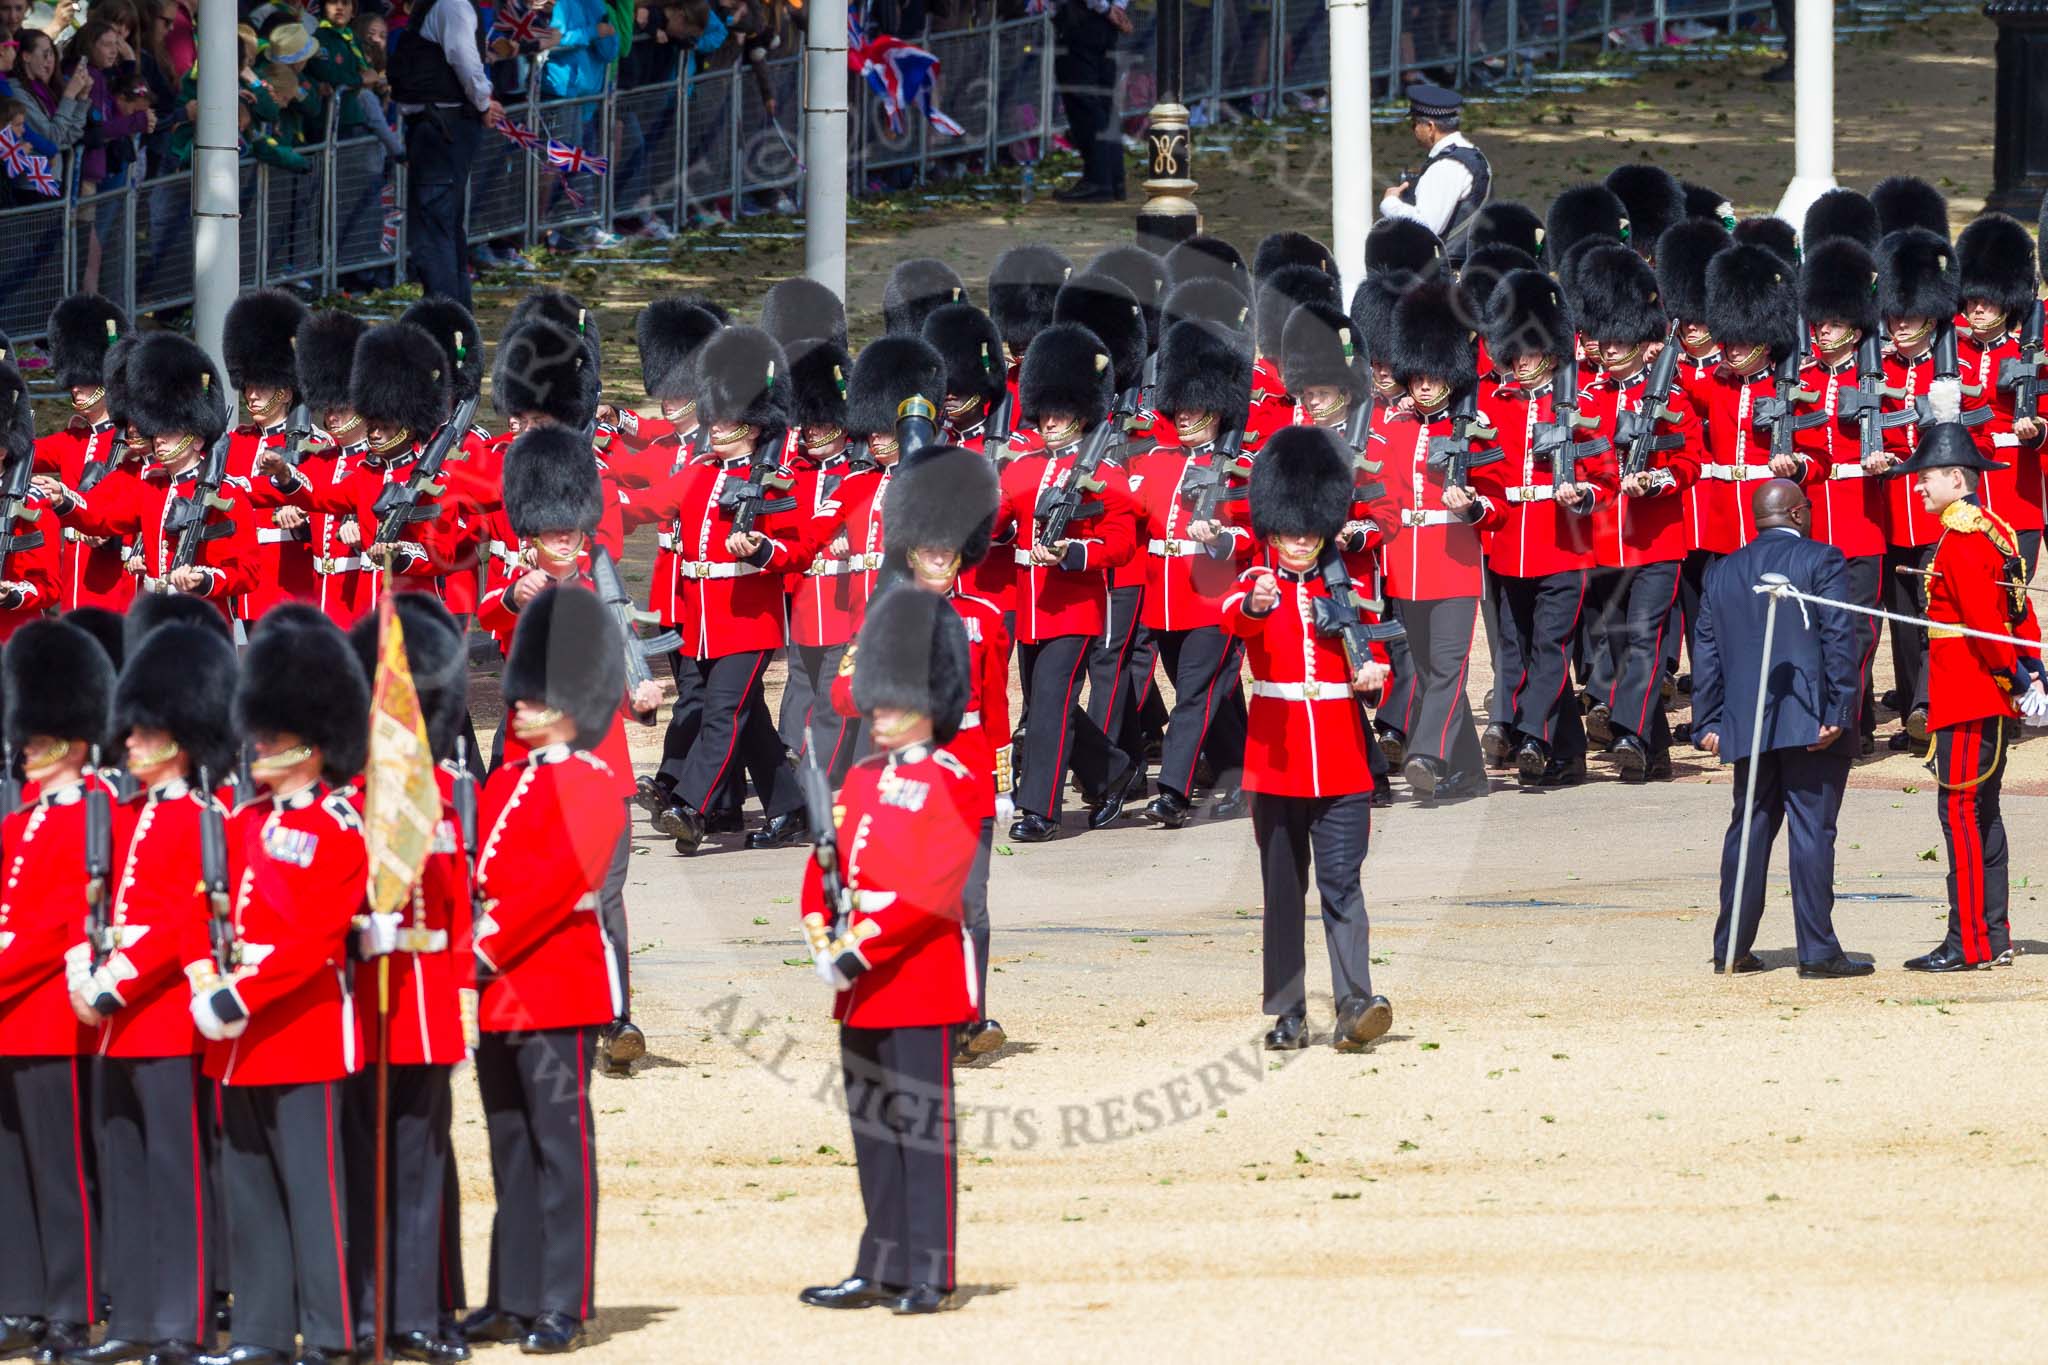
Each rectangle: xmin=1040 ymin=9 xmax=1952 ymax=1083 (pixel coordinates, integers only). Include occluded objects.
xmin=1939 ymin=500 xmax=1990 ymax=536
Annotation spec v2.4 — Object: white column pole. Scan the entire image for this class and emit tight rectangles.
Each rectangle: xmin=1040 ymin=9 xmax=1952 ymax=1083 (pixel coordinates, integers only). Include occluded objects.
xmin=1328 ymin=0 xmax=1373 ymax=301
xmin=192 ymin=0 xmax=241 ymax=380
xmin=1773 ymin=0 xmax=1835 ymax=230
xmin=805 ymin=0 xmax=850 ymax=301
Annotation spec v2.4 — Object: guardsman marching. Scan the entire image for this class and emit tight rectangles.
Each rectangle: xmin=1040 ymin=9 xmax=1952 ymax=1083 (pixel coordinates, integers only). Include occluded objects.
xmin=773 ymin=337 xmax=859 ymax=770
xmin=1223 ymin=426 xmax=1394 ymax=1052
xmin=986 ymin=243 xmax=1073 ymax=406
xmin=797 ymin=588 xmax=982 ymax=1316
xmin=920 ymin=303 xmax=1018 ymax=624
xmin=1887 ymin=398 xmax=2046 ymax=972
xmin=400 ymin=296 xmax=500 ymax=618
xmin=458 ymin=587 xmax=628 ymax=1356
xmin=0 ymin=362 xmax=61 ymax=641
xmin=36 ymin=295 xmax=135 ymax=612
xmin=1652 ymin=216 xmax=1732 ymax=684
xmin=71 ymin=621 xmax=239 ymax=1365
xmin=221 ymin=290 xmax=313 ymax=626
xmin=186 ymin=612 xmax=370 ymax=1365
xmin=1954 ymin=213 xmax=2047 ymax=574
xmin=0 ymin=622 xmax=117 ymax=1363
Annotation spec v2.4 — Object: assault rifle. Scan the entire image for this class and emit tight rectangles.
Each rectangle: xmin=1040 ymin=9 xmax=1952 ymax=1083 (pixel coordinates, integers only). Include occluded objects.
xmin=366 ymin=392 xmax=481 ymax=551
xmin=198 ymin=771 xmax=237 ymax=979
xmin=451 ymin=741 xmax=490 ymax=983
xmin=1998 ymin=303 xmax=2046 ymax=424
xmin=1750 ymin=321 xmax=1828 ymax=458
xmin=715 ymin=434 xmax=799 ymax=535
xmin=164 ymin=429 xmax=236 ymax=573
xmin=796 ymin=743 xmax=851 ymax=939
xmin=75 ymin=429 xmax=129 ymax=494
xmin=1912 ymin=324 xmax=1993 ymax=431
xmin=590 ymin=542 xmax=679 ymax=725
xmin=1034 ymin=410 xmax=1119 ymax=550
xmin=1175 ymin=429 xmax=1251 ymax=560
xmin=1613 ymin=329 xmax=1685 ymax=485
xmin=84 ymin=779 xmax=113 ymax=969
xmin=0 ymin=745 xmax=17 ymax=820
xmin=1424 ymin=388 xmax=1506 ymax=493
xmin=1835 ymin=331 xmax=1903 ymax=465
xmin=0 ymin=442 xmax=47 ymax=583
xmin=1531 ymin=350 xmax=1610 ymax=496
xmin=1310 ymin=549 xmax=1406 ymax=692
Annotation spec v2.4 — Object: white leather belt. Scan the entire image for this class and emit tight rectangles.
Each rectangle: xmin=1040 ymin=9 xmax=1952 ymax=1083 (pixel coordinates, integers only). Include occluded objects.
xmin=1700 ymin=463 xmax=1772 ymax=481
xmin=1013 ymin=548 xmax=1038 ymax=566
xmin=656 ymin=531 xmax=678 ymax=550
xmin=677 ymin=560 xmax=760 ymax=579
xmin=1399 ymin=509 xmax=1456 ymax=527
xmin=1250 ymin=680 xmax=1348 ymax=701
xmin=1992 ymin=432 xmax=2021 ymax=449
xmin=62 ymin=528 xmax=104 ymax=544
xmin=958 ymin=710 xmax=981 ymax=730
xmin=395 ymin=928 xmax=449 ymax=953
xmin=808 ymin=554 xmax=880 ymax=575
xmin=256 ymin=527 xmax=307 ymax=544
xmin=1504 ymin=485 xmax=1556 ymax=504
xmin=1147 ymin=537 xmax=1207 ymax=557
xmin=1828 ymin=463 xmax=1866 ymax=480
xmin=314 ymin=555 xmax=363 ymax=575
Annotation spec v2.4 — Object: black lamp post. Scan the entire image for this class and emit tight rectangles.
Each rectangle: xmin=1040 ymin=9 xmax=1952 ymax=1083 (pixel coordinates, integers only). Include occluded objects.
xmin=1135 ymin=0 xmax=1198 ymax=251
xmin=1985 ymin=2 xmax=2048 ymax=216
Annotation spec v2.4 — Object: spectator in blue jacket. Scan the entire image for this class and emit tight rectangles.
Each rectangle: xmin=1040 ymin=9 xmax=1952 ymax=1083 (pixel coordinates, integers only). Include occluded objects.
xmin=541 ymin=0 xmax=617 ymax=98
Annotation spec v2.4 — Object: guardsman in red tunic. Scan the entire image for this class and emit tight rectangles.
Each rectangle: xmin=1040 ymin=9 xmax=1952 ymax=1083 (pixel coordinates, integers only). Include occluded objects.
xmin=1478 ymin=270 xmax=1606 ymax=787
xmin=0 ymin=363 xmax=62 ymax=642
xmin=36 ymin=334 xmax=260 ymax=623
xmin=987 ymin=242 xmax=1074 ymax=422
xmin=1887 ymin=411 xmax=2046 ymax=972
xmin=400 ymin=296 xmax=501 ymax=624
xmin=1651 ymin=217 xmax=1732 ymax=687
xmin=221 ymin=290 xmax=314 ymax=627
xmin=768 ymin=339 xmax=856 ymax=765
xmin=870 ymin=448 xmax=1011 ymax=1058
xmin=69 ymin=621 xmax=238 ymax=1364
xmin=457 ymin=587 xmax=627 ymax=1356
xmin=1955 ymin=213 xmax=2048 ymax=574
xmin=185 ymin=614 xmax=370 ymax=1365
xmin=923 ymin=303 xmax=1020 ymax=624
xmin=36 ymin=295 xmax=137 ymax=612
xmin=0 ymin=623 xmax=115 ymax=1362
xmin=993 ymin=323 xmax=1140 ymax=842
xmin=1222 ymin=427 xmax=1394 ymax=1054
xmin=1576 ymin=245 xmax=1703 ymax=778
xmin=796 ymin=589 xmax=981 ymax=1316
xmin=341 ymin=595 xmax=476 ymax=1363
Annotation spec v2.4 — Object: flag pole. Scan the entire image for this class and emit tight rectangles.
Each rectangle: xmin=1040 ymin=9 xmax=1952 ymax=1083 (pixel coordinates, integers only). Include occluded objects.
xmin=374 ymin=953 xmax=391 ymax=1364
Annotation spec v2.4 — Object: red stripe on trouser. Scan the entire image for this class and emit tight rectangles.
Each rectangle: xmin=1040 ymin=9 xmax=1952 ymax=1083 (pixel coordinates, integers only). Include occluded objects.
xmin=1949 ymin=723 xmax=1988 ymax=960
xmin=1437 ymin=611 xmax=1474 ymax=759
xmin=190 ymin=1069 xmax=208 ymax=1344
xmin=324 ymin=1083 xmax=354 ymax=1351
xmin=699 ymin=652 xmax=770 ymax=806
xmin=1168 ymin=637 xmax=1239 ymax=794
xmin=68 ymin=1058 xmax=95 ymax=1314
xmin=577 ymin=1031 xmax=595 ymax=1319
xmin=940 ymin=1030 xmax=956 ymax=1289
xmin=1034 ymin=644 xmax=1091 ymax=812
xmin=1614 ymin=568 xmax=1682 ymax=736
xmin=1538 ymin=575 xmax=1588 ymax=740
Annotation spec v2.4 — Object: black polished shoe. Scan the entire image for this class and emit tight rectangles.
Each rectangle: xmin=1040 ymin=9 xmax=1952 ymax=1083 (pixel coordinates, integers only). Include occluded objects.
xmin=890 ymin=1285 xmax=951 ymax=1315
xmin=1052 ymin=180 xmax=1116 ymax=203
xmin=600 ymin=1019 xmax=645 ymax=1073
xmin=1085 ymin=778 xmax=1130 ymax=830
xmin=141 ymin=1343 xmax=204 ymax=1365
xmin=1333 ymin=993 xmax=1393 ymax=1052
xmin=457 ymin=1309 xmax=530 ymax=1345
xmin=1887 ymin=730 xmax=1913 ymax=752
xmin=191 ymin=1348 xmax=291 ymax=1365
xmin=959 ymin=1018 xmax=1006 ymax=1057
xmin=1402 ymin=754 xmax=1442 ymax=800
xmin=1797 ymin=953 xmax=1875 ymax=979
xmin=1672 ymin=720 xmax=1693 ymax=747
xmin=1859 ymin=734 xmax=1876 ymax=757
xmin=1263 ymin=1013 xmax=1309 ymax=1050
xmin=0 ymin=1320 xmax=37 ymax=1357
xmin=1369 ymin=785 xmax=1393 ymax=809
xmin=1144 ymin=788 xmax=1190 ymax=828
xmin=1905 ymin=707 xmax=1929 ymax=743
xmin=1584 ymin=702 xmax=1613 ymax=747
xmin=517 ymin=1313 xmax=584 ymax=1355
xmin=745 ymin=811 xmax=809 ymax=850
xmin=1904 ymin=943 xmax=1978 ymax=972
xmin=1514 ymin=739 xmax=1549 ymax=786
xmin=36 ymin=1322 xmax=90 ymax=1363
xmin=705 ymin=808 xmax=746 ymax=834
xmin=1479 ymin=723 xmax=1513 ymax=767
xmin=1208 ymin=787 xmax=1246 ymax=819
xmin=1008 ymin=811 xmax=1060 ymax=842
xmin=1439 ymin=769 xmax=1490 ymax=800
xmin=1540 ymin=755 xmax=1586 ymax=788
xmin=292 ymin=1349 xmax=354 ymax=1365
xmin=1712 ymin=951 xmax=1767 ymax=975
xmin=1377 ymin=727 xmax=1407 ymax=767
xmin=63 ymin=1342 xmax=153 ymax=1365
xmin=798 ymin=1276 xmax=899 ymax=1310
xmin=653 ymin=798 xmax=704 ymax=851
xmin=1609 ymin=733 xmax=1649 ymax=778
xmin=1646 ymin=752 xmax=1674 ymax=781
xmin=632 ymin=774 xmax=672 ymax=819
xmin=391 ymin=1333 xmax=471 ymax=1364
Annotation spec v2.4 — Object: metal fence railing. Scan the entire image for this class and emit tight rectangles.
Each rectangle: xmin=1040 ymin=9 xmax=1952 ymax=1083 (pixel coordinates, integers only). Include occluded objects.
xmin=0 ymin=0 xmax=1955 ymax=351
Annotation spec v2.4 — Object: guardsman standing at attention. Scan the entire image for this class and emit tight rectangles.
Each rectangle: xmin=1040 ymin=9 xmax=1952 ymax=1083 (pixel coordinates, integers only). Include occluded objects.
xmin=797 ymin=587 xmax=982 ymax=1317
xmin=1223 ymin=427 xmax=1394 ymax=1054
xmin=459 ymin=587 xmax=628 ymax=1357
xmin=0 ymin=621 xmax=117 ymax=1363
xmin=187 ymin=612 xmax=371 ymax=1365
xmin=1887 ymin=393 xmax=2047 ymax=972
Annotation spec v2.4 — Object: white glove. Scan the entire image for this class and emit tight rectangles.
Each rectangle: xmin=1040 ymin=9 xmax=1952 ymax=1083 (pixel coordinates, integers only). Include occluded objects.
xmin=355 ymin=911 xmax=402 ymax=959
xmin=994 ymin=793 xmax=1015 ymax=825
xmin=813 ymin=943 xmax=853 ymax=991
xmin=63 ymin=941 xmax=94 ymax=1006
xmin=190 ymin=986 xmax=249 ymax=1042
xmin=2021 ymin=680 xmax=2048 ymax=727
xmin=81 ymin=964 xmax=128 ymax=1012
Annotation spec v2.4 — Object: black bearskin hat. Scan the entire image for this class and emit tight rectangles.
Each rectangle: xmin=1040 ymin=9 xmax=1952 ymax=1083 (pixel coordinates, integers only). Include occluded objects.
xmin=1087 ymin=244 xmax=1167 ymax=348
xmin=102 ymin=336 xmax=137 ymax=431
xmin=1554 ymin=237 xmax=1614 ymax=314
xmin=1254 ymin=263 xmax=1343 ymax=360
xmin=506 ymin=287 xmax=601 ymax=366
xmin=1458 ymin=244 xmax=1542 ymax=331
xmin=63 ymin=607 xmax=124 ymax=675
xmin=115 ymin=623 xmax=239 ymax=784
xmin=1018 ymin=322 xmax=1113 ymax=424
xmin=1704 ymin=244 xmax=1800 ymax=363
xmin=1163 ymin=233 xmax=1251 ymax=298
xmin=1054 ymin=273 xmax=1148 ymax=391
xmin=503 ymin=425 xmax=603 ymax=537
xmin=637 ymin=297 xmax=725 ymax=402
xmin=500 ymin=586 xmax=626 ymax=748
xmin=1683 ymin=181 xmax=1735 ymax=227
xmin=122 ymin=592 xmax=234 ymax=658
xmin=5 ymin=619 xmax=113 ymax=749
xmin=46 ymin=294 xmax=127 ymax=392
xmin=1573 ymin=244 xmax=1666 ymax=345
xmin=759 ymin=276 xmax=846 ymax=353
xmin=1159 ymin=319 xmax=1254 ymax=428
xmin=848 ymin=585 xmax=970 ymax=744
xmin=1486 ymin=269 xmax=1575 ymax=365
xmin=1654 ymin=219 xmax=1731 ymax=323
xmin=1348 ymin=277 xmax=1406 ymax=374
xmin=883 ymin=257 xmax=968 ymax=334
xmin=126 ymin=334 xmax=229 ymax=446
xmin=1871 ymin=175 xmax=1950 ymax=243
xmin=352 ymin=323 xmax=452 ymax=439
xmin=1277 ymin=303 xmax=1365 ymax=405
xmin=1468 ymin=201 xmax=1544 ymax=261
xmin=1957 ymin=212 xmax=2039 ymax=326
xmin=1249 ymin=425 xmax=1354 ymax=542
xmin=492 ymin=318 xmax=599 ymax=430
xmin=1365 ymin=217 xmax=1446 ymax=286
xmin=1252 ymin=230 xmax=1335 ymax=282
xmin=921 ymin=303 xmax=1007 ymax=409
xmin=234 ymin=613 xmax=370 ymax=784
xmin=1733 ymin=216 xmax=1799 ymax=270
xmin=1877 ymin=227 xmax=1958 ymax=323
xmin=1162 ymin=277 xmax=1252 ymax=334
xmin=2040 ymin=190 xmax=2048 ymax=289
xmin=294 ymin=311 xmax=367 ymax=418
xmin=0 ymin=363 xmax=27 ymax=463
xmin=1390 ymin=278 xmax=1480 ymax=389
xmin=1605 ymin=164 xmax=1684 ymax=260
xmin=223 ymin=289 xmax=309 ymax=394
xmin=882 ymin=444 xmax=1000 ymax=570
xmin=1800 ymin=238 xmax=1880 ymax=337
xmin=788 ymin=340 xmax=852 ymax=431
xmin=988 ymin=244 xmax=1073 ymax=357
xmin=1802 ymin=188 xmax=1881 ymax=252
xmin=846 ymin=334 xmax=948 ymax=438
xmin=346 ymin=594 xmax=469 ymax=763
xmin=693 ymin=325 xmax=791 ymax=436
xmin=399 ymin=297 xmax=486 ymax=401
xmin=1545 ymin=183 xmax=1631 ymax=270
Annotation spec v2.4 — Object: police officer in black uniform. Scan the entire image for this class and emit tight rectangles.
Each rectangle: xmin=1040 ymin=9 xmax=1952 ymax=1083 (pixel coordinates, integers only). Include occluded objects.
xmin=1379 ymin=84 xmax=1491 ymax=264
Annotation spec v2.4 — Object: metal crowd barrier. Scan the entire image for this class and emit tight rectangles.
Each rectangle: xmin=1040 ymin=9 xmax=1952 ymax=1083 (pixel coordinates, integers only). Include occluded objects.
xmin=0 ymin=0 xmax=1963 ymax=350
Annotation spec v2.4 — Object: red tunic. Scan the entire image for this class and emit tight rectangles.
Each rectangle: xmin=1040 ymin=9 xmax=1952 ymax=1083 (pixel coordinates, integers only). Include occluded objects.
xmin=0 ymin=778 xmax=115 ymax=1056
xmin=994 ymin=441 xmax=1139 ymax=643
xmin=1580 ymin=368 xmax=1704 ymax=568
xmin=626 ymin=451 xmax=805 ymax=659
xmin=1689 ymin=366 xmax=1823 ymax=554
xmin=1787 ymin=355 xmax=1890 ymax=560
xmin=1376 ymin=407 xmax=1506 ymax=602
xmin=0 ymin=488 xmax=63 ymax=640
xmin=348 ymin=768 xmax=475 ymax=1067
xmin=1479 ymin=380 xmax=1601 ymax=578
xmin=1127 ymin=440 xmax=1254 ymax=632
xmin=788 ymin=462 xmax=889 ymax=648
xmin=1922 ymin=501 xmax=2043 ymax=731
xmin=472 ymin=745 xmax=625 ymax=1033
xmin=269 ymin=445 xmax=466 ymax=605
xmin=95 ymin=781 xmax=220 ymax=1059
xmin=58 ymin=466 xmax=260 ymax=620
xmin=953 ymin=428 xmax=1020 ymax=615
xmin=35 ymin=421 xmax=136 ymax=610
xmin=1958 ymin=329 xmax=2047 ymax=535
xmin=1882 ymin=350 xmax=2000 ymax=549
xmin=1249 ymin=355 xmax=1294 ymax=439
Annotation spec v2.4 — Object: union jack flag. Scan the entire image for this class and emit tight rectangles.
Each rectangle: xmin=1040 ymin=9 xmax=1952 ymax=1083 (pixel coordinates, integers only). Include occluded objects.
xmin=848 ymin=18 xmax=964 ymax=138
xmin=491 ymin=4 xmax=545 ymax=44
xmin=22 ymin=158 xmax=58 ymax=197
xmin=499 ymin=119 xmax=546 ymax=151
xmin=379 ymin=182 xmax=401 ymax=254
xmin=545 ymin=140 xmax=609 ymax=176
xmin=0 ymin=128 xmax=59 ymax=197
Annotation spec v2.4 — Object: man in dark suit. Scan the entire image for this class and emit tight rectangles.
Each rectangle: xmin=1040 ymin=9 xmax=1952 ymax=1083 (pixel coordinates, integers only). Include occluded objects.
xmin=1692 ymin=479 xmax=1874 ymax=978
xmin=1051 ymin=0 xmax=1131 ymax=203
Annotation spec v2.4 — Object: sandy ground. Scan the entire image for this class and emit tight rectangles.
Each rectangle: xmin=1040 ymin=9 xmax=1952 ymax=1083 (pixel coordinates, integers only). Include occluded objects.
xmin=432 ymin=12 xmax=2048 ymax=1361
